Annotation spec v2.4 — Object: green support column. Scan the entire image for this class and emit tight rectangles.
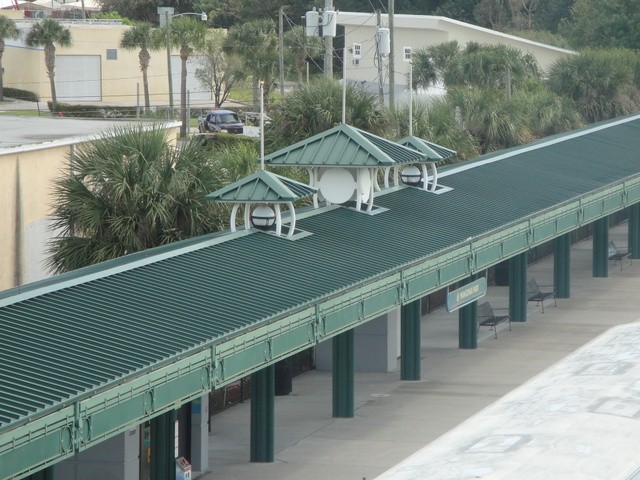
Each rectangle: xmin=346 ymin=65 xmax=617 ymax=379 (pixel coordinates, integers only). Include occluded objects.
xmin=593 ymin=216 xmax=609 ymax=277
xmin=629 ymin=203 xmax=640 ymax=259
xmin=553 ymin=233 xmax=571 ymax=298
xmin=151 ymin=409 xmax=176 ymax=480
xmin=458 ymin=300 xmax=478 ymax=349
xmin=332 ymin=329 xmax=354 ymax=418
xmin=250 ymin=364 xmax=275 ymax=462
xmin=401 ymin=299 xmax=422 ymax=380
xmin=509 ymin=252 xmax=527 ymax=322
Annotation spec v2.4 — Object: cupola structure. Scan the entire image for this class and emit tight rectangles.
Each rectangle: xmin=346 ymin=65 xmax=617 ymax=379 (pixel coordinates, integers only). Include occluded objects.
xmin=205 ymin=169 xmax=317 ymax=238
xmin=394 ymin=136 xmax=457 ymax=192
xmin=262 ymin=124 xmax=429 ymax=212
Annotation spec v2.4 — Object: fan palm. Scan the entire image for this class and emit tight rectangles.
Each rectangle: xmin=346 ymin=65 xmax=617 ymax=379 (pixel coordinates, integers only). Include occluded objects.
xmin=265 ymin=78 xmax=388 ymax=152
xmin=48 ymin=125 xmax=222 ymax=273
xmin=224 ymin=19 xmax=278 ymax=109
xmin=120 ymin=23 xmax=155 ymax=110
xmin=25 ymin=18 xmax=72 ymax=113
xmin=155 ymin=17 xmax=207 ymax=137
xmin=0 ymin=16 xmax=20 ymax=101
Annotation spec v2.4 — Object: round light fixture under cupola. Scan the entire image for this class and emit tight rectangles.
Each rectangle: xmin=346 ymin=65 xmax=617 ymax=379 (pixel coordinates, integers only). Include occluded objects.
xmin=205 ymin=170 xmax=317 ymax=238
xmin=250 ymin=205 xmax=276 ymax=230
xmin=400 ymin=165 xmax=423 ymax=186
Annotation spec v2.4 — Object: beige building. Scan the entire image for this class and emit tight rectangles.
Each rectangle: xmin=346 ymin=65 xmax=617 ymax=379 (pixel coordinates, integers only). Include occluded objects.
xmin=2 ymin=15 xmax=212 ymax=106
xmin=0 ymin=116 xmax=179 ymax=292
xmin=338 ymin=12 xmax=575 ymax=87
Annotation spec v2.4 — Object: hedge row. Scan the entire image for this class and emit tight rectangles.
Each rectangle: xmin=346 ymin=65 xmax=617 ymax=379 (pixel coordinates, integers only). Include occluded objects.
xmin=47 ymin=102 xmax=181 ymax=119
xmin=2 ymin=88 xmax=39 ymax=102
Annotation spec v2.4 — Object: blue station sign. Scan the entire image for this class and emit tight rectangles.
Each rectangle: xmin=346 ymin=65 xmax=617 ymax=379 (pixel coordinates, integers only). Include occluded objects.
xmin=446 ymin=277 xmax=487 ymax=313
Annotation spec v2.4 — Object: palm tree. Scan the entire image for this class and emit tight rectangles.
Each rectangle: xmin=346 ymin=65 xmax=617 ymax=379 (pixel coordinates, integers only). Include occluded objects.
xmin=547 ymin=49 xmax=640 ymax=123
xmin=265 ymin=78 xmax=388 ymax=152
xmin=48 ymin=125 xmax=222 ymax=273
xmin=164 ymin=17 xmax=207 ymax=138
xmin=444 ymin=44 xmax=539 ymax=96
xmin=120 ymin=23 xmax=155 ymax=110
xmin=447 ymin=86 xmax=531 ymax=154
xmin=224 ymin=19 xmax=278 ymax=109
xmin=283 ymin=25 xmax=323 ymax=84
xmin=411 ymin=41 xmax=460 ymax=90
xmin=386 ymin=99 xmax=479 ymax=161
xmin=0 ymin=16 xmax=21 ymax=102
xmin=25 ymin=18 xmax=72 ymax=113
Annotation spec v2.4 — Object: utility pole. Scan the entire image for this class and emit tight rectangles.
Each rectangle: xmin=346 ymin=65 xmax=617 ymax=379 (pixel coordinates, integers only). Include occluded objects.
xmin=376 ymin=9 xmax=384 ymax=103
xmin=388 ymin=0 xmax=395 ymax=109
xmin=279 ymin=7 xmax=285 ymax=97
xmin=324 ymin=0 xmax=333 ymax=78
xmin=165 ymin=11 xmax=174 ymax=112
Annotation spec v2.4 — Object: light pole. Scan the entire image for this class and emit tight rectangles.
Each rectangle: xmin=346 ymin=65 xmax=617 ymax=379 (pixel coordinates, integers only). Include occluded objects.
xmin=158 ymin=8 xmax=207 ymax=120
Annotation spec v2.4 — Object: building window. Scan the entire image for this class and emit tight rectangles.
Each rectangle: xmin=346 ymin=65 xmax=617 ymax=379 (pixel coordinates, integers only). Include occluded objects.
xmin=106 ymin=49 xmax=117 ymax=60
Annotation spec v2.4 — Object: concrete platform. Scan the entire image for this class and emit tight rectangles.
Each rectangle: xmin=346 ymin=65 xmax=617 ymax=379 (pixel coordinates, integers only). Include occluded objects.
xmin=200 ymin=224 xmax=640 ymax=480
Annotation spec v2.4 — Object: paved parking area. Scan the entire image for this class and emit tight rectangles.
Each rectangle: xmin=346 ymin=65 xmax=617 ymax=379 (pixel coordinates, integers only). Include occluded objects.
xmin=200 ymin=224 xmax=640 ymax=480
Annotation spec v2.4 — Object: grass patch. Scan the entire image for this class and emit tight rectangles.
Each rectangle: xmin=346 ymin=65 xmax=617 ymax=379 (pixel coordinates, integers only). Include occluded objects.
xmin=0 ymin=109 xmax=45 ymax=117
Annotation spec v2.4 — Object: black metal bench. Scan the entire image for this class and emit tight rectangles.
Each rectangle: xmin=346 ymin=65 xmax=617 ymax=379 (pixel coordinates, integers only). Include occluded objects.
xmin=477 ymin=302 xmax=511 ymax=339
xmin=609 ymin=241 xmax=632 ymax=270
xmin=527 ymin=279 xmax=556 ymax=313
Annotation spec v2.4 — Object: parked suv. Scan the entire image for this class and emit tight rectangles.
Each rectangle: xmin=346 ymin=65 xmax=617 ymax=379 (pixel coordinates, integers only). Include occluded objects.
xmin=197 ymin=109 xmax=244 ymax=134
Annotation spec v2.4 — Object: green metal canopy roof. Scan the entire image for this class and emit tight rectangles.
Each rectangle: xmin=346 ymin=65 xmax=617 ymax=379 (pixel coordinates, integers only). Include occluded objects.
xmin=397 ymin=135 xmax=454 ymax=161
xmin=3 ymin=114 xmax=640 ymax=479
xmin=263 ymin=123 xmax=427 ymax=167
xmin=205 ymin=169 xmax=316 ymax=203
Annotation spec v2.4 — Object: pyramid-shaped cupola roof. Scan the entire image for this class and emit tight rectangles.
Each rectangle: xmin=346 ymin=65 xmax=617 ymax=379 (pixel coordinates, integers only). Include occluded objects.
xmin=205 ymin=169 xmax=316 ymax=203
xmin=398 ymin=135 xmax=457 ymax=161
xmin=263 ymin=123 xmax=427 ymax=168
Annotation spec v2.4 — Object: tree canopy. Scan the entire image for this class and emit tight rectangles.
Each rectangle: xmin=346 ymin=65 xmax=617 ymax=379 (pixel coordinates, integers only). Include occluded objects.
xmin=25 ymin=18 xmax=72 ymax=112
xmin=264 ymin=78 xmax=388 ymax=152
xmin=0 ymin=16 xmax=21 ymax=101
xmin=48 ymin=125 xmax=222 ymax=273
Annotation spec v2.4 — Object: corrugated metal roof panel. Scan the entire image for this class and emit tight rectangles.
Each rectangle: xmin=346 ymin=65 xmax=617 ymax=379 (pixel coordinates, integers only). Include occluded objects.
xmin=206 ymin=170 xmax=316 ymax=203
xmin=397 ymin=135 xmax=445 ymax=161
xmin=2 ymin=114 xmax=640 ymax=432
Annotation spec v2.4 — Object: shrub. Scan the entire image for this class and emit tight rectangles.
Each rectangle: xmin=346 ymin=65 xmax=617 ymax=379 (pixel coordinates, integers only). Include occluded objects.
xmin=3 ymin=88 xmax=39 ymax=102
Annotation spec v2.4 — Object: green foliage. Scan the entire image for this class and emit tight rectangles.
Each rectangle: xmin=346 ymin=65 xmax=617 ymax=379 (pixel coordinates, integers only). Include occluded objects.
xmin=444 ymin=44 xmax=540 ymax=93
xmin=547 ymin=49 xmax=640 ymax=123
xmin=46 ymin=102 xmax=142 ymax=117
xmin=48 ymin=125 xmax=223 ymax=273
xmin=564 ymin=0 xmax=640 ymax=49
xmin=505 ymin=29 xmax=571 ymax=50
xmin=411 ymin=41 xmax=460 ymax=89
xmin=92 ymin=11 xmax=134 ymax=25
xmin=223 ymin=18 xmax=279 ymax=108
xmin=513 ymin=81 xmax=583 ymax=137
xmin=264 ymin=78 xmax=388 ymax=152
xmin=386 ymin=99 xmax=479 ymax=161
xmin=25 ymin=17 xmax=72 ymax=49
xmin=203 ymin=132 xmax=258 ymax=150
xmin=200 ymin=0 xmax=322 ymax=28
xmin=433 ymin=0 xmax=479 ymax=23
xmin=2 ymin=88 xmax=39 ymax=102
xmin=447 ymin=86 xmax=531 ymax=153
xmin=195 ymin=29 xmax=244 ymax=107
xmin=0 ymin=16 xmax=20 ymax=43
xmin=533 ymin=0 xmax=573 ymax=33
xmin=283 ymin=25 xmax=323 ymax=84
xmin=25 ymin=18 xmax=72 ymax=112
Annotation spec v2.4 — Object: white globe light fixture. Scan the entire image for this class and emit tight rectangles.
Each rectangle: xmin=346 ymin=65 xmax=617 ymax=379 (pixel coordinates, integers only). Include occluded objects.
xmin=400 ymin=165 xmax=423 ymax=186
xmin=250 ymin=205 xmax=276 ymax=230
